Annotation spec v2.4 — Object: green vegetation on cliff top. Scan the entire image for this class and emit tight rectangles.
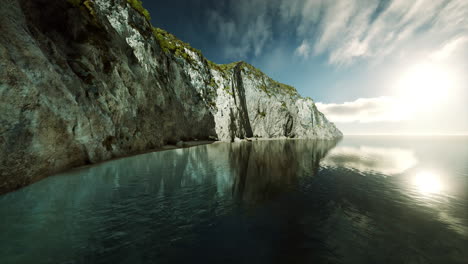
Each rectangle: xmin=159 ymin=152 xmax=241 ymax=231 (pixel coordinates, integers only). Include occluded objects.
xmin=126 ymin=0 xmax=151 ymax=21
xmin=152 ymin=27 xmax=203 ymax=65
xmin=242 ymin=63 xmax=298 ymax=96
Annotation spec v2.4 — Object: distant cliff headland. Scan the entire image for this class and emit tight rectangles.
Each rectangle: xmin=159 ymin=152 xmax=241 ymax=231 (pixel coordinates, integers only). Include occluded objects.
xmin=0 ymin=0 xmax=341 ymax=193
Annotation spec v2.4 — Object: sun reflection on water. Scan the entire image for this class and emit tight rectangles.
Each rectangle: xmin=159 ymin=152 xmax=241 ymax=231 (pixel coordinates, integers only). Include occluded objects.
xmin=412 ymin=171 xmax=443 ymax=195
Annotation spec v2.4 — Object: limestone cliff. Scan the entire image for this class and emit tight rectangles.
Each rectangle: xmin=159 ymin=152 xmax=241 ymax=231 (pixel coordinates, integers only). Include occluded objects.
xmin=0 ymin=0 xmax=341 ymax=193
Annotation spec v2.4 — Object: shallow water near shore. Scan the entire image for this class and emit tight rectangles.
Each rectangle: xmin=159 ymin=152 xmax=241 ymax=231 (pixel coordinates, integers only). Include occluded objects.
xmin=1 ymin=136 xmax=467 ymax=263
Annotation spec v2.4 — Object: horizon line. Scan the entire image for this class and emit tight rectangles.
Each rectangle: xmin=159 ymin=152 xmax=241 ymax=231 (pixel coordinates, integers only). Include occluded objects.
xmin=343 ymin=133 xmax=468 ymax=136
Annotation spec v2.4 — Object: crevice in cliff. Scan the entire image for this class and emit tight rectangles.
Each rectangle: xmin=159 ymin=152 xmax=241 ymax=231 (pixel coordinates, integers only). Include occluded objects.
xmin=233 ymin=62 xmax=253 ymax=139
xmin=284 ymin=113 xmax=295 ymax=138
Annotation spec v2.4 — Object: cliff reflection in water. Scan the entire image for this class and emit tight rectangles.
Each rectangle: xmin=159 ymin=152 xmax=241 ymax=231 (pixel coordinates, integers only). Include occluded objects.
xmin=60 ymin=139 xmax=338 ymax=204
xmin=229 ymin=140 xmax=337 ymax=203
xmin=83 ymin=139 xmax=338 ymax=204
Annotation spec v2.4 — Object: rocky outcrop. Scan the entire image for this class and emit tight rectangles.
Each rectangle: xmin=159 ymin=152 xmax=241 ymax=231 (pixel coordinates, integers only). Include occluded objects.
xmin=0 ymin=0 xmax=341 ymax=194
xmin=210 ymin=62 xmax=342 ymax=141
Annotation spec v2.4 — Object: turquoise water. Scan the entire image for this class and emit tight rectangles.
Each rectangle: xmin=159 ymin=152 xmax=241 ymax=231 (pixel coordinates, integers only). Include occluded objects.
xmin=1 ymin=137 xmax=467 ymax=263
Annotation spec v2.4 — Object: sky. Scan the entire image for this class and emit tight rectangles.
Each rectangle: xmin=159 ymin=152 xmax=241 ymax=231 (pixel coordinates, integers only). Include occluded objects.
xmin=144 ymin=0 xmax=468 ymax=135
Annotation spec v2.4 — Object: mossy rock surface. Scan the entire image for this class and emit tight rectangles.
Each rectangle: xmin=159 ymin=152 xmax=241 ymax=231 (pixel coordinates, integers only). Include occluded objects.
xmin=153 ymin=27 xmax=204 ymax=66
xmin=126 ymin=0 xmax=151 ymax=21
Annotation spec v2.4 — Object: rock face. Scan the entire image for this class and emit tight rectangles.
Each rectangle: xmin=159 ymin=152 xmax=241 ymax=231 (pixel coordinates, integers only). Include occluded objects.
xmin=0 ymin=0 xmax=341 ymax=194
xmin=210 ymin=62 xmax=342 ymax=141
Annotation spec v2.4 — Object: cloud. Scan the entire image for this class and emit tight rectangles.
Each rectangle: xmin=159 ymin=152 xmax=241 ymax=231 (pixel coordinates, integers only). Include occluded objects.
xmin=316 ymin=97 xmax=410 ymax=123
xmin=300 ymin=0 xmax=468 ymax=65
xmin=206 ymin=0 xmax=273 ymax=60
xmin=294 ymin=40 xmax=311 ymax=58
xmin=207 ymin=0 xmax=468 ymax=65
xmin=430 ymin=36 xmax=468 ymax=61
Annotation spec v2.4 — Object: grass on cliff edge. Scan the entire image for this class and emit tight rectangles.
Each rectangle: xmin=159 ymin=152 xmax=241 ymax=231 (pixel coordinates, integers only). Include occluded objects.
xmin=127 ymin=0 xmax=151 ymax=21
xmin=242 ymin=63 xmax=298 ymax=96
xmin=152 ymin=28 xmax=203 ymax=64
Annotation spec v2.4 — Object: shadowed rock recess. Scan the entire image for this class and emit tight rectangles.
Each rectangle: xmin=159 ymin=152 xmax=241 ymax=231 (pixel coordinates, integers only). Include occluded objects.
xmin=0 ymin=0 xmax=342 ymax=194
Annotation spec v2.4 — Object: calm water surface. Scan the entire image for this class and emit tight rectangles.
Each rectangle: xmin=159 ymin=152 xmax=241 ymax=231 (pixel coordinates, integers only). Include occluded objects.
xmin=1 ymin=136 xmax=467 ymax=263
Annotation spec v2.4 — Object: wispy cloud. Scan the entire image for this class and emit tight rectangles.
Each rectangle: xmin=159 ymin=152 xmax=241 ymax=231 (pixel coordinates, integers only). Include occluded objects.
xmin=299 ymin=0 xmax=468 ymax=65
xmin=316 ymin=97 xmax=409 ymax=123
xmin=207 ymin=0 xmax=273 ymax=59
xmin=430 ymin=36 xmax=468 ymax=61
xmin=207 ymin=0 xmax=468 ymax=65
xmin=294 ymin=40 xmax=311 ymax=58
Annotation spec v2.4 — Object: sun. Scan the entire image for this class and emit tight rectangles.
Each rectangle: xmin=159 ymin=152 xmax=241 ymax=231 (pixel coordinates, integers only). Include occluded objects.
xmin=397 ymin=63 xmax=454 ymax=112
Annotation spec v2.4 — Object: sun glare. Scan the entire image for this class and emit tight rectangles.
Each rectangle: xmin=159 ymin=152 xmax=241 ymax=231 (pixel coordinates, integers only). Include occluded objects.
xmin=412 ymin=171 xmax=443 ymax=195
xmin=397 ymin=63 xmax=454 ymax=113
